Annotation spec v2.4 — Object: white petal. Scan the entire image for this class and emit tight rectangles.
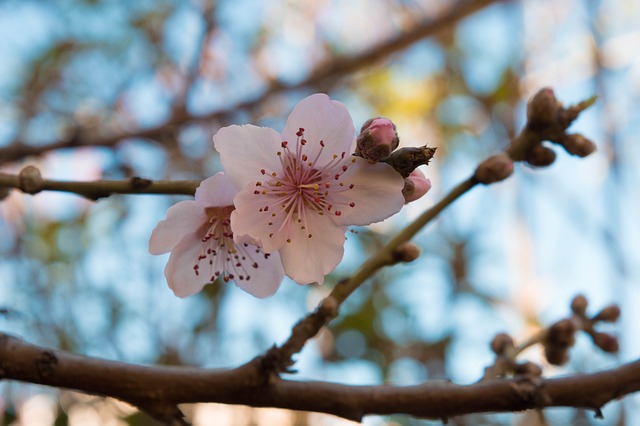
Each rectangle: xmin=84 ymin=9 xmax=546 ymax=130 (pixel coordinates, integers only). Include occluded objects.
xmin=164 ymin=231 xmax=212 ymax=297
xmin=279 ymin=213 xmax=346 ymax=285
xmin=230 ymin=186 xmax=290 ymax=253
xmin=233 ymin=246 xmax=285 ymax=298
xmin=195 ymin=173 xmax=237 ymax=207
xmin=281 ymin=94 xmax=356 ymax=166
xmin=149 ymin=201 xmax=207 ymax=255
xmin=331 ymin=158 xmax=405 ymax=226
xmin=213 ymin=124 xmax=284 ymax=190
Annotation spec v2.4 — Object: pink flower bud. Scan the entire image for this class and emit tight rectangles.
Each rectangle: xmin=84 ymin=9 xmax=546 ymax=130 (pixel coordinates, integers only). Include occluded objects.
xmin=355 ymin=117 xmax=399 ymax=162
xmin=402 ymin=169 xmax=431 ymax=203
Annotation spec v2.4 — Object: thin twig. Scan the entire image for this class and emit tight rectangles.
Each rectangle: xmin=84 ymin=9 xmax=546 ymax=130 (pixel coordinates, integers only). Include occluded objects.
xmin=265 ymin=176 xmax=478 ymax=374
xmin=0 ymin=171 xmax=199 ymax=201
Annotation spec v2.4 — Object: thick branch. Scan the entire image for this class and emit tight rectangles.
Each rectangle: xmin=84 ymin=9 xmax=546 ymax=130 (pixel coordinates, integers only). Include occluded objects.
xmin=0 ymin=333 xmax=635 ymax=423
xmin=0 ymin=0 xmax=502 ymax=165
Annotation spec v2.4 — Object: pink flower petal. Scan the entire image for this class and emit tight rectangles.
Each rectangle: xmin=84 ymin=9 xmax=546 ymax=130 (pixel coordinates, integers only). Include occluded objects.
xmin=230 ymin=185 xmax=290 ymax=253
xmin=149 ymin=201 xmax=207 ymax=255
xmin=213 ymin=124 xmax=283 ymax=190
xmin=195 ymin=173 xmax=236 ymax=207
xmin=164 ymin=231 xmax=212 ymax=297
xmin=234 ymin=249 xmax=285 ymax=298
xmin=281 ymin=94 xmax=356 ymax=165
xmin=331 ymin=158 xmax=405 ymax=226
xmin=278 ymin=213 xmax=347 ymax=285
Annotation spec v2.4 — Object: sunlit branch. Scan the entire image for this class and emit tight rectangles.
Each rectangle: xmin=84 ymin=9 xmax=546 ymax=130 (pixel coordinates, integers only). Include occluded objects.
xmin=0 ymin=0 xmax=504 ymax=165
xmin=0 ymin=168 xmax=199 ymax=201
xmin=0 ymin=332 xmax=635 ymax=423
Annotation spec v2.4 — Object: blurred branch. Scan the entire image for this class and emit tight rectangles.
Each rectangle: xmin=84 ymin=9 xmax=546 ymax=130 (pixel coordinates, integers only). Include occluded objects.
xmin=0 ymin=0 xmax=504 ymax=165
xmin=0 ymin=166 xmax=199 ymax=201
xmin=0 ymin=332 xmax=636 ymax=423
xmin=483 ymin=295 xmax=620 ymax=381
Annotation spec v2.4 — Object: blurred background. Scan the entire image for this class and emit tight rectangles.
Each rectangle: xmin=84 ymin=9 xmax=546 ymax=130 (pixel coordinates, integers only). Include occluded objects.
xmin=1 ymin=0 xmax=639 ymax=424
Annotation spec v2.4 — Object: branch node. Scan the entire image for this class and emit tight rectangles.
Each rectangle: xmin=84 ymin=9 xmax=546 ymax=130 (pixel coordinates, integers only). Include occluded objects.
xmin=35 ymin=350 xmax=58 ymax=378
xmin=474 ymin=153 xmax=514 ymax=184
xmin=18 ymin=165 xmax=44 ymax=194
xmin=130 ymin=176 xmax=153 ymax=189
xmin=392 ymin=242 xmax=421 ymax=263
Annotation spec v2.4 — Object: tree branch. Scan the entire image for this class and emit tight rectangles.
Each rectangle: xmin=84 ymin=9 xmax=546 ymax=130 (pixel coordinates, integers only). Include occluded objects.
xmin=0 ymin=332 xmax=634 ymax=423
xmin=0 ymin=167 xmax=199 ymax=201
xmin=262 ymin=88 xmax=597 ymax=375
xmin=0 ymin=0 xmax=504 ymax=165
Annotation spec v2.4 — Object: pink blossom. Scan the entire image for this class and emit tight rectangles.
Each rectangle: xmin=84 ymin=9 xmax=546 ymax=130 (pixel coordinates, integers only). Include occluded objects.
xmin=213 ymin=94 xmax=405 ymax=284
xmin=149 ymin=173 xmax=285 ymax=298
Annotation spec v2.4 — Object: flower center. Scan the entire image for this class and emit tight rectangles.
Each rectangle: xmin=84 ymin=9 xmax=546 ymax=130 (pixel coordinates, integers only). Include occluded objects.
xmin=252 ymin=127 xmax=357 ymax=241
xmin=193 ymin=206 xmax=269 ymax=283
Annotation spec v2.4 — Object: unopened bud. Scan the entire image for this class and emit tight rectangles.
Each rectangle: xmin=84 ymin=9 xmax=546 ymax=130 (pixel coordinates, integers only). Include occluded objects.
xmin=18 ymin=165 xmax=44 ymax=194
xmin=383 ymin=146 xmax=437 ymax=178
xmin=547 ymin=319 xmax=576 ymax=347
xmin=544 ymin=346 xmax=569 ymax=366
xmin=392 ymin=242 xmax=421 ymax=263
xmin=475 ymin=153 xmax=514 ymax=184
xmin=570 ymin=294 xmax=588 ymax=317
xmin=592 ymin=305 xmax=621 ymax=323
xmin=355 ymin=117 xmax=399 ymax=163
xmin=527 ymin=87 xmax=561 ymax=128
xmin=591 ymin=332 xmax=619 ymax=353
xmin=561 ymin=134 xmax=597 ymax=157
xmin=527 ymin=144 xmax=556 ymax=167
xmin=402 ymin=169 xmax=431 ymax=203
xmin=490 ymin=333 xmax=514 ymax=355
